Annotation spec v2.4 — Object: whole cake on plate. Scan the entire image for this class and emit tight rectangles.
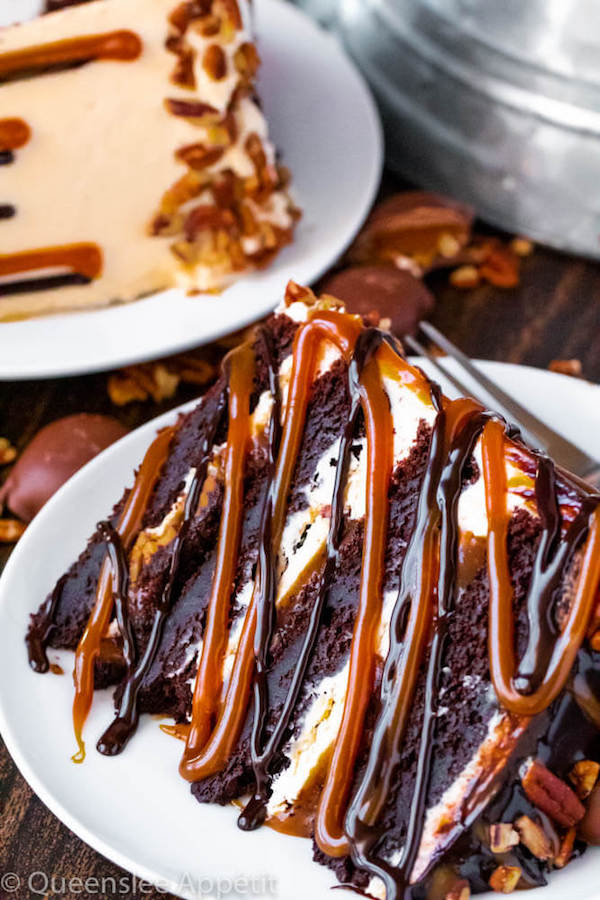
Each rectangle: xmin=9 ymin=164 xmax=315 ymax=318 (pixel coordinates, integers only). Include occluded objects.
xmin=0 ymin=0 xmax=298 ymax=320
xmin=27 ymin=285 xmax=600 ymax=898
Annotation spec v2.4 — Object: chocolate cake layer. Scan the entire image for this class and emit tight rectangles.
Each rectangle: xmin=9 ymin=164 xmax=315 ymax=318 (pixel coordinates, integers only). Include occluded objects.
xmin=26 ymin=288 xmax=600 ymax=899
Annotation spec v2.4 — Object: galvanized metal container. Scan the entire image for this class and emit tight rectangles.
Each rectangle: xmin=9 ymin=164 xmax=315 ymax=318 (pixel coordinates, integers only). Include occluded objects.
xmin=334 ymin=0 xmax=600 ymax=259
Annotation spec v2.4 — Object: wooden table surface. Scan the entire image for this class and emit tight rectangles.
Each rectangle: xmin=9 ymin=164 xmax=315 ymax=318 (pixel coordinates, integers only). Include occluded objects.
xmin=1 ymin=206 xmax=599 ymax=899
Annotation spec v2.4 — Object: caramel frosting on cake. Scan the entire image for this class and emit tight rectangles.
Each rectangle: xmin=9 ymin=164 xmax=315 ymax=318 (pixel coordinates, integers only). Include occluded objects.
xmin=0 ymin=0 xmax=297 ymax=321
xmin=27 ymin=285 xmax=600 ymax=898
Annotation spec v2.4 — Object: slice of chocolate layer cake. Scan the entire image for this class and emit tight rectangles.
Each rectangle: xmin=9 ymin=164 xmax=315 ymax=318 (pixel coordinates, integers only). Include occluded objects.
xmin=0 ymin=0 xmax=297 ymax=320
xmin=27 ymin=284 xmax=600 ymax=899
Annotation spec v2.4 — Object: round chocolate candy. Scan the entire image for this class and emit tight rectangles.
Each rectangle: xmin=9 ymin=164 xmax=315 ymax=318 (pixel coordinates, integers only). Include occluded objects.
xmin=320 ymin=265 xmax=435 ymax=336
xmin=0 ymin=414 xmax=128 ymax=522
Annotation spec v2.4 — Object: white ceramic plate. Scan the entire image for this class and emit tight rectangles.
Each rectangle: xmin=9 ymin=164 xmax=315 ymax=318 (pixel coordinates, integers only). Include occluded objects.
xmin=0 ymin=361 xmax=599 ymax=900
xmin=0 ymin=0 xmax=382 ymax=379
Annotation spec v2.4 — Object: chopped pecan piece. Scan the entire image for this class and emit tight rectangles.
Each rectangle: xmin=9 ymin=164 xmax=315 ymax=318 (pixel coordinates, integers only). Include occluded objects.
xmin=489 ymin=865 xmax=521 ymax=894
xmin=521 ymin=759 xmax=585 ymax=828
xmin=184 ymin=204 xmax=237 ymax=239
xmin=169 ymin=0 xmax=212 ymax=33
xmin=569 ymin=760 xmax=600 ymax=799
xmin=515 ymin=815 xmax=555 ymax=861
xmin=234 ymin=42 xmax=260 ymax=79
xmin=510 ymin=237 xmax=534 ymax=257
xmin=165 ymin=98 xmax=219 ymax=119
xmin=427 ymin=867 xmax=470 ymax=900
xmin=445 ymin=884 xmax=470 ymax=900
xmin=170 ymin=48 xmax=196 ymax=89
xmin=203 ymin=44 xmax=227 ymax=80
xmin=219 ymin=0 xmax=242 ymax=28
xmin=489 ymin=823 xmax=520 ymax=854
xmin=549 ymin=358 xmax=583 ymax=378
xmin=554 ymin=827 xmax=576 ymax=868
xmin=108 ymin=364 xmax=179 ymax=406
xmin=176 ymin=143 xmax=225 ymax=170
xmin=450 ymin=265 xmax=480 ymax=289
xmin=0 ymin=437 xmax=17 ymax=465
xmin=285 ymin=281 xmax=316 ymax=307
xmin=478 ymin=243 xmax=520 ymax=288
xmin=0 ymin=518 xmax=26 ymax=543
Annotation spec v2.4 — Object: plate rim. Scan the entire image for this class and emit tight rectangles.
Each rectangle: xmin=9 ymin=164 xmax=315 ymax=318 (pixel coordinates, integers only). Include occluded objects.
xmin=0 ymin=0 xmax=383 ymax=381
xmin=0 ymin=360 xmax=598 ymax=899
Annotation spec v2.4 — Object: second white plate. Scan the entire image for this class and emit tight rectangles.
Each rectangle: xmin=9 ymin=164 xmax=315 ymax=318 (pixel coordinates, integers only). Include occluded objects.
xmin=0 ymin=361 xmax=599 ymax=900
xmin=0 ymin=0 xmax=382 ymax=379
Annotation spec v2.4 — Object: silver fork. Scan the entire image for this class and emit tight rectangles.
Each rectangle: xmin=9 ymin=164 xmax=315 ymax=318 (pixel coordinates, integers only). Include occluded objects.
xmin=404 ymin=321 xmax=600 ymax=492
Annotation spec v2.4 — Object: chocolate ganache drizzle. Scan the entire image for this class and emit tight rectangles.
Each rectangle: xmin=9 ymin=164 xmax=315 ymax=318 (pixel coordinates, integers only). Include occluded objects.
xmin=44 ymin=303 xmax=600 ymax=896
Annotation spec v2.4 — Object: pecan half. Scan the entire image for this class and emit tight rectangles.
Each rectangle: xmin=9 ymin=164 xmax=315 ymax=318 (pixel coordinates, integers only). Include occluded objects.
xmin=521 ymin=759 xmax=585 ymax=828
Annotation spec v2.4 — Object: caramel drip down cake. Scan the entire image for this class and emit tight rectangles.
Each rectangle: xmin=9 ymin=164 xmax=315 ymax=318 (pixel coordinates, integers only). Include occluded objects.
xmin=27 ymin=285 xmax=600 ymax=899
xmin=0 ymin=0 xmax=298 ymax=321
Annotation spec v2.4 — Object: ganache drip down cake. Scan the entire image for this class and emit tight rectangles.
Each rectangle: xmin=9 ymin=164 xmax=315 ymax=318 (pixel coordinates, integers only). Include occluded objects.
xmin=27 ymin=285 xmax=600 ymax=899
xmin=0 ymin=0 xmax=298 ymax=320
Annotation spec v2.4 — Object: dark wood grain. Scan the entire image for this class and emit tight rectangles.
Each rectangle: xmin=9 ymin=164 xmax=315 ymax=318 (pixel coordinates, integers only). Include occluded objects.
xmin=0 ymin=205 xmax=599 ymax=900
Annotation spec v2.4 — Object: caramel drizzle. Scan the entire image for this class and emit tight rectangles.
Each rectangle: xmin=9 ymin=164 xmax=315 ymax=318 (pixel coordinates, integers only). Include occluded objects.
xmin=0 ymin=120 xmax=31 ymax=219
xmin=71 ymin=426 xmax=175 ymax=763
xmin=481 ymin=419 xmax=600 ymax=716
xmin=0 ymin=244 xmax=103 ymax=279
xmin=0 ymin=118 xmax=31 ymax=151
xmin=0 ymin=31 xmax=142 ymax=82
xmin=311 ymin=337 xmax=396 ymax=855
xmin=179 ymin=310 xmax=364 ymax=782
xmin=96 ymin=382 xmax=229 ymax=756
xmin=344 ymin=400 xmax=492 ymax=895
xmin=182 ymin=343 xmax=256 ymax=762
xmin=343 ymin=406 xmax=600 ymax=898
xmin=240 ymin=329 xmax=406 ymax=832
xmin=0 ymin=244 xmax=103 ymax=298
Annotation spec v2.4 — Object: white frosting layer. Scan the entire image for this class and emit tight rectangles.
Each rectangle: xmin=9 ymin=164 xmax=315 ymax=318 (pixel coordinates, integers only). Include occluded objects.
xmin=0 ymin=0 xmax=293 ymax=320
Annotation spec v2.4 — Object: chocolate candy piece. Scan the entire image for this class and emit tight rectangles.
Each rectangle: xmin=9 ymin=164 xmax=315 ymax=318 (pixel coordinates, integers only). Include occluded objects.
xmin=320 ymin=265 xmax=435 ymax=336
xmin=349 ymin=191 xmax=474 ymax=273
xmin=0 ymin=414 xmax=128 ymax=522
